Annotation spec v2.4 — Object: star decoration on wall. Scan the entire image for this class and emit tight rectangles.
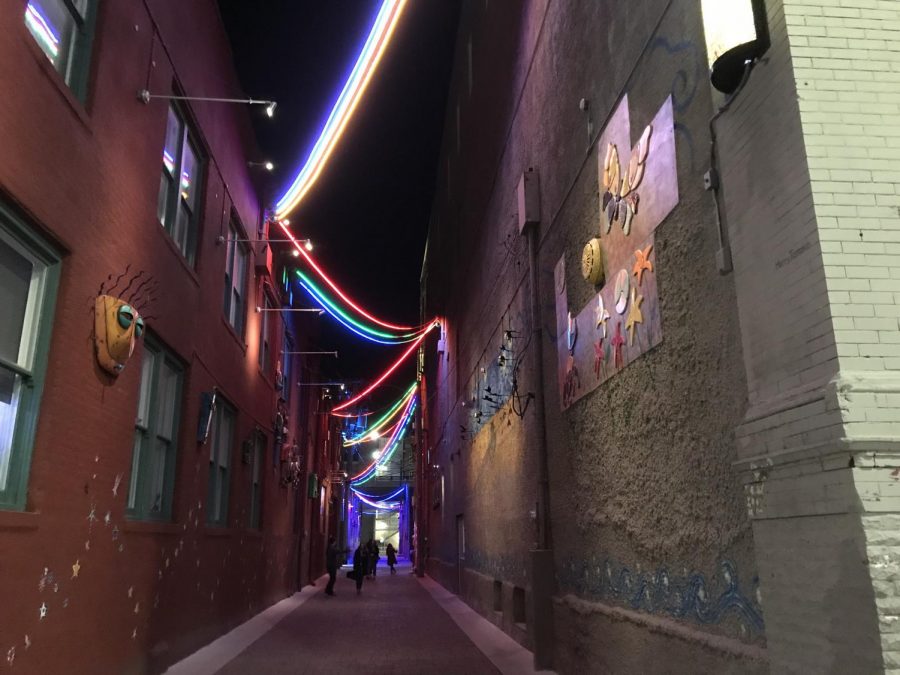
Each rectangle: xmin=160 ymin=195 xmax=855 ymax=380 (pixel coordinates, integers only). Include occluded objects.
xmin=128 ymin=586 xmax=134 ymax=598
xmin=612 ymin=322 xmax=626 ymax=369
xmin=87 ymin=506 xmax=97 ymax=524
xmin=593 ymin=340 xmax=605 ymax=379
xmin=104 ymin=511 xmax=111 ymax=526
xmin=24 ymin=636 xmax=30 ymax=650
xmin=71 ymin=560 xmax=81 ymax=579
xmin=633 ymin=244 xmax=653 ymax=285
xmin=112 ymin=473 xmax=123 ymax=496
xmin=132 ymin=629 xmax=137 ymax=640
xmin=38 ymin=603 xmax=47 ymax=620
xmin=595 ymin=294 xmax=610 ymax=337
xmin=625 ymin=288 xmax=644 ymax=346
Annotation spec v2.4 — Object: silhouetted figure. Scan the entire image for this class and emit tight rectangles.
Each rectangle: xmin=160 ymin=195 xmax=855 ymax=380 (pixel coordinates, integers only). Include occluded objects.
xmin=386 ymin=543 xmax=397 ymax=574
xmin=325 ymin=535 xmax=338 ymax=596
xmin=352 ymin=543 xmax=367 ymax=595
xmin=368 ymin=538 xmax=380 ymax=578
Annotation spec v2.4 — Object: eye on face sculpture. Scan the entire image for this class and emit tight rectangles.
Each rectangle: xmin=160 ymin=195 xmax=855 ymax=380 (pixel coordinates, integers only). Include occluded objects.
xmin=94 ymin=295 xmax=145 ymax=375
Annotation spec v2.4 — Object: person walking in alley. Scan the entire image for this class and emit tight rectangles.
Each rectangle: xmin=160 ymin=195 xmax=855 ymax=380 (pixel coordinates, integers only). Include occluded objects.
xmin=386 ymin=542 xmax=397 ymax=574
xmin=325 ymin=535 xmax=338 ymax=596
xmin=368 ymin=538 xmax=380 ymax=578
xmin=352 ymin=543 xmax=367 ymax=595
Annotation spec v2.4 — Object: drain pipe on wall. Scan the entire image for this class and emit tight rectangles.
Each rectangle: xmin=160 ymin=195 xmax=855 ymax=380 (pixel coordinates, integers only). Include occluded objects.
xmin=518 ymin=169 xmax=555 ymax=669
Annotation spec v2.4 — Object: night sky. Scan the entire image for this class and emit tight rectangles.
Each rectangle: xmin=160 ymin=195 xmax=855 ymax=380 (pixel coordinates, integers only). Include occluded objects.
xmin=218 ymin=1 xmax=460 ymax=407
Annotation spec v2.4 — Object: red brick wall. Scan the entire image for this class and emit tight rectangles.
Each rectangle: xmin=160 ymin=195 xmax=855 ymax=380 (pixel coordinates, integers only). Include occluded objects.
xmin=0 ymin=1 xmax=314 ymax=672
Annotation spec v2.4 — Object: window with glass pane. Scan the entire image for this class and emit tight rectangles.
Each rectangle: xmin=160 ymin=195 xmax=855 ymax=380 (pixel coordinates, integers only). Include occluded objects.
xmin=259 ymin=295 xmax=271 ymax=372
xmin=249 ymin=433 xmax=264 ymax=529
xmin=24 ymin=0 xmax=96 ymax=100
xmin=223 ymin=222 xmax=248 ymax=335
xmin=0 ymin=214 xmax=58 ymax=510
xmin=207 ymin=402 xmax=234 ymax=526
xmin=127 ymin=341 xmax=182 ymax=520
xmin=157 ymin=104 xmax=203 ymax=264
xmin=281 ymin=327 xmax=292 ymax=402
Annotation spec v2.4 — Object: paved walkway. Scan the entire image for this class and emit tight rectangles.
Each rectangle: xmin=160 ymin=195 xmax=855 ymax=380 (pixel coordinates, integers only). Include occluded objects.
xmin=167 ymin=560 xmax=541 ymax=675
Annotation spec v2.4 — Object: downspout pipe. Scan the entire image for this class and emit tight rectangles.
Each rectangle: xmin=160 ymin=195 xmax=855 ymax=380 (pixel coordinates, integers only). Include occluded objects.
xmin=519 ymin=169 xmax=554 ymax=669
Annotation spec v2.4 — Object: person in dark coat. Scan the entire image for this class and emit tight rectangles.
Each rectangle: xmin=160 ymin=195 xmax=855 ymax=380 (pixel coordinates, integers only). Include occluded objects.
xmin=368 ymin=538 xmax=380 ymax=578
xmin=325 ymin=535 xmax=338 ymax=596
xmin=386 ymin=543 xmax=397 ymax=574
xmin=352 ymin=543 xmax=367 ymax=594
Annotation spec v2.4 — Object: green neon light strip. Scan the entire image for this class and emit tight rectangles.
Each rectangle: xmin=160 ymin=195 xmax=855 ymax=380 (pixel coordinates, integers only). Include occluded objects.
xmin=343 ymin=382 xmax=416 ymax=446
xmin=296 ymin=269 xmax=428 ymax=342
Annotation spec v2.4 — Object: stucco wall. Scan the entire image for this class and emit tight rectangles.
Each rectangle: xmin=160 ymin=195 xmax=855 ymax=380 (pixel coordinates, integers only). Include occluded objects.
xmin=422 ymin=0 xmax=765 ymax=671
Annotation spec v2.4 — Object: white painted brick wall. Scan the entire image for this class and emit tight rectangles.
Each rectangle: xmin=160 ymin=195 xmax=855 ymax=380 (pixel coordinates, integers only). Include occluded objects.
xmin=785 ymin=0 xmax=900 ymax=376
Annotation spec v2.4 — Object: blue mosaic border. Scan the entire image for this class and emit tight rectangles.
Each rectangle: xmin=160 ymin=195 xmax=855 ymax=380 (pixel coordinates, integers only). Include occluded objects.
xmin=558 ymin=556 xmax=764 ymax=634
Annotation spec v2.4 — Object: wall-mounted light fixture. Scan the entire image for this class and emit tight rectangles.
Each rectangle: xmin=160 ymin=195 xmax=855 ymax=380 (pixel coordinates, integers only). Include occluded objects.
xmin=701 ymin=0 xmax=770 ymax=94
xmin=282 ymin=350 xmax=339 ymax=357
xmin=216 ymin=236 xmax=313 ymax=251
xmin=256 ymin=306 xmax=324 ymax=315
xmin=138 ymin=90 xmax=277 ymax=117
xmin=248 ymin=161 xmax=275 ymax=171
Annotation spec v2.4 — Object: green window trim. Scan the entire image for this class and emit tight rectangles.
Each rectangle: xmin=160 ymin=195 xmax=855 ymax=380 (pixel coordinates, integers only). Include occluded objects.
xmin=0 ymin=202 xmax=61 ymax=511
xmin=126 ymin=336 xmax=184 ymax=521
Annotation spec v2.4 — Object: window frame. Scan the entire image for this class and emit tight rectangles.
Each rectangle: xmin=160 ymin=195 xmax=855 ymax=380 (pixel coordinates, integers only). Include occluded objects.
xmin=0 ymin=203 xmax=61 ymax=511
xmin=24 ymin=0 xmax=99 ymax=102
xmin=258 ymin=291 xmax=273 ymax=374
xmin=207 ymin=399 xmax=235 ymax=527
xmin=157 ymin=102 xmax=204 ymax=265
xmin=223 ymin=219 xmax=249 ymax=336
xmin=249 ymin=431 xmax=265 ymax=530
xmin=126 ymin=336 xmax=184 ymax=521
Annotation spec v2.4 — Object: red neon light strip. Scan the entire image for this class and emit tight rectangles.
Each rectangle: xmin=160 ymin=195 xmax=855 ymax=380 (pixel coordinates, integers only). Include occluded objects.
xmin=332 ymin=329 xmax=432 ymax=413
xmin=279 ymin=221 xmax=430 ymax=332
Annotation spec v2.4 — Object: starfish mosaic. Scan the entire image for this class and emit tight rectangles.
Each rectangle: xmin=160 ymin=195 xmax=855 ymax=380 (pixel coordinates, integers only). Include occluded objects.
xmin=625 ymin=288 xmax=644 ymax=346
xmin=633 ymin=244 xmax=653 ymax=285
xmin=612 ymin=322 xmax=626 ymax=369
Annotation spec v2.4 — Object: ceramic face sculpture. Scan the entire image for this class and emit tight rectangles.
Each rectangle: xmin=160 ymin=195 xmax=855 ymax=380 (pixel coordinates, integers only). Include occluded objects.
xmin=94 ymin=295 xmax=144 ymax=375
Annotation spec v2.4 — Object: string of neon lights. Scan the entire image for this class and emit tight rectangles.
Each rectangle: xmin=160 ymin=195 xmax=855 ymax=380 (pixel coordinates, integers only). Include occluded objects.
xmin=351 ymin=395 xmax=414 ymax=481
xmin=274 ymin=0 xmax=408 ymax=221
xmin=354 ymin=493 xmax=401 ymax=510
xmin=351 ymin=485 xmax=405 ymax=501
xmin=279 ymin=221 xmax=433 ymax=332
xmin=297 ymin=271 xmax=431 ymax=345
xmin=332 ymin=334 xmax=430 ymax=413
xmin=350 ymin=396 xmax=415 ymax=486
xmin=342 ymin=382 xmax=416 ymax=446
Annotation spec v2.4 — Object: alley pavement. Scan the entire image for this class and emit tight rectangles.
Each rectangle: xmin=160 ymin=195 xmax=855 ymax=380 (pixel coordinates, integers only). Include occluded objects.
xmin=212 ymin=560 xmax=501 ymax=675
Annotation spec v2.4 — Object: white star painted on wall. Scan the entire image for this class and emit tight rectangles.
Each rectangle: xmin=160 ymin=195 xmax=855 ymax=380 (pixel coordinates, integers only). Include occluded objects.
xmin=38 ymin=603 xmax=47 ymax=620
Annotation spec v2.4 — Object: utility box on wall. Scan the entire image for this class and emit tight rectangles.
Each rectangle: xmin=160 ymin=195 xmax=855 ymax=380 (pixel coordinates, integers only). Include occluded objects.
xmin=516 ymin=169 xmax=540 ymax=233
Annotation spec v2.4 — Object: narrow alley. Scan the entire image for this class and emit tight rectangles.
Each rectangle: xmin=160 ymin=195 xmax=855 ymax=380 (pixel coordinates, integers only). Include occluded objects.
xmin=3 ymin=0 xmax=900 ymax=672
xmin=168 ymin=560 xmax=534 ymax=675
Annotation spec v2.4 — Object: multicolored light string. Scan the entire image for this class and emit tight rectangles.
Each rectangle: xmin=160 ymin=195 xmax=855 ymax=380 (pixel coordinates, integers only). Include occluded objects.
xmin=342 ymin=382 xmax=416 ymax=446
xmin=350 ymin=395 xmax=416 ymax=486
xmin=332 ymin=335 xmax=429 ymax=414
xmin=297 ymin=270 xmax=431 ymax=345
xmin=274 ymin=0 xmax=408 ymax=220
xmin=351 ymin=485 xmax=405 ymax=501
xmin=279 ymin=221 xmax=431 ymax=333
xmin=354 ymin=493 xmax=401 ymax=511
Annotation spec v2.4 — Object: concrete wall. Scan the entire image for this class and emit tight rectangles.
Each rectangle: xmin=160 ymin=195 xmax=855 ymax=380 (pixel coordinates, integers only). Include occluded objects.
xmin=422 ymin=0 xmax=766 ymax=671
xmin=0 ymin=1 xmax=321 ymax=672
